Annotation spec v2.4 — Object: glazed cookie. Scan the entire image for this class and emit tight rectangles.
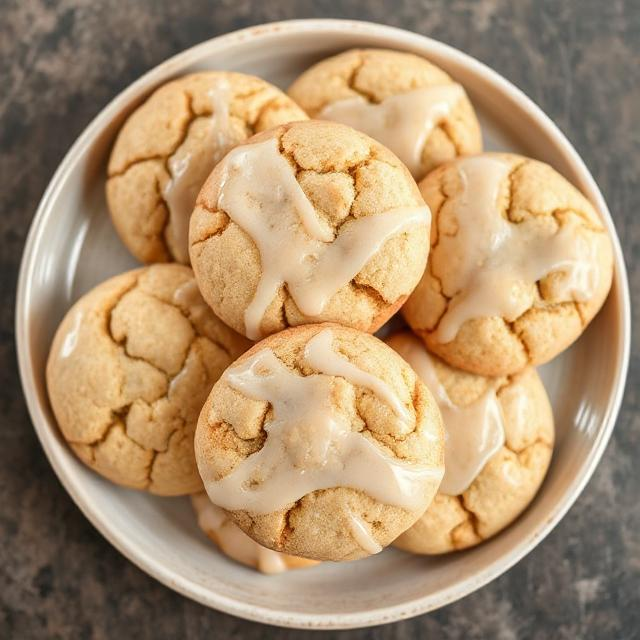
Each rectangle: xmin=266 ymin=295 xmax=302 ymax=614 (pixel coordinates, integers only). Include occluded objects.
xmin=189 ymin=119 xmax=431 ymax=341
xmin=191 ymin=493 xmax=318 ymax=574
xmin=46 ymin=264 xmax=250 ymax=495
xmin=387 ymin=332 xmax=554 ymax=554
xmin=106 ymin=71 xmax=308 ymax=264
xmin=195 ymin=324 xmax=444 ymax=562
xmin=403 ymin=153 xmax=614 ymax=376
xmin=288 ymin=48 xmax=482 ymax=179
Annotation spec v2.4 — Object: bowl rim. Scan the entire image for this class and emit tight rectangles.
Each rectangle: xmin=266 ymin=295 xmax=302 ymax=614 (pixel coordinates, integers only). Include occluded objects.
xmin=15 ymin=18 xmax=631 ymax=630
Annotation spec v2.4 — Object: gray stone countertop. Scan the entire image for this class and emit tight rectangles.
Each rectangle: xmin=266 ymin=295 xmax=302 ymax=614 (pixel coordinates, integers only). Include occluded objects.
xmin=1 ymin=1 xmax=638 ymax=638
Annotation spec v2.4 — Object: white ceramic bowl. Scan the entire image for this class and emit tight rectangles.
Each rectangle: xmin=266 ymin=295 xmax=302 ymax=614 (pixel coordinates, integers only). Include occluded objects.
xmin=16 ymin=19 xmax=630 ymax=630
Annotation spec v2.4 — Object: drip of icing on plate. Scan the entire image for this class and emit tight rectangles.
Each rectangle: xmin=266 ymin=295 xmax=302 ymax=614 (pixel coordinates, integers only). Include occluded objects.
xmin=192 ymin=493 xmax=291 ymax=574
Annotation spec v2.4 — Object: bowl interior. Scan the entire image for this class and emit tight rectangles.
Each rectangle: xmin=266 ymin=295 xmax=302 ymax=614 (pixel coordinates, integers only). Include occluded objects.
xmin=17 ymin=21 xmax=629 ymax=629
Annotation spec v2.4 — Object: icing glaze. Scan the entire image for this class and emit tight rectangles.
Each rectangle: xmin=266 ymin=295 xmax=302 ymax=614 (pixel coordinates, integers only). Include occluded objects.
xmin=347 ymin=511 xmax=383 ymax=554
xmin=164 ymin=79 xmax=233 ymax=262
xmin=318 ymin=85 xmax=465 ymax=177
xmin=201 ymin=329 xmax=442 ymax=513
xmin=192 ymin=493 xmax=288 ymax=574
xmin=433 ymin=156 xmax=600 ymax=343
xmin=387 ymin=333 xmax=505 ymax=495
xmin=216 ymin=137 xmax=430 ymax=339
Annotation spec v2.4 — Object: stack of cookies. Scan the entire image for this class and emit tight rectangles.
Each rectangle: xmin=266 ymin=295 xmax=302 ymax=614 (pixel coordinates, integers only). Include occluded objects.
xmin=46 ymin=49 xmax=613 ymax=574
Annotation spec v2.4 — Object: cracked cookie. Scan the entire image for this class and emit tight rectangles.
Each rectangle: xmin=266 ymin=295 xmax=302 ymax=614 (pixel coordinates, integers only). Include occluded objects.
xmin=402 ymin=153 xmax=614 ymax=376
xmin=106 ymin=71 xmax=308 ymax=264
xmin=288 ymin=48 xmax=482 ymax=179
xmin=194 ymin=324 xmax=445 ymax=562
xmin=191 ymin=492 xmax=319 ymax=573
xmin=387 ymin=331 xmax=554 ymax=554
xmin=189 ymin=119 xmax=431 ymax=341
xmin=46 ymin=264 xmax=251 ymax=495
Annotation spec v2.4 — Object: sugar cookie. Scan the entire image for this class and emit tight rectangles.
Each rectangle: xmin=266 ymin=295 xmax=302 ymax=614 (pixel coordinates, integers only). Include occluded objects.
xmin=190 ymin=120 xmax=430 ymax=340
xmin=46 ymin=264 xmax=250 ymax=495
xmin=388 ymin=332 xmax=553 ymax=553
xmin=107 ymin=72 xmax=307 ymax=264
xmin=195 ymin=324 xmax=444 ymax=561
xmin=403 ymin=153 xmax=613 ymax=376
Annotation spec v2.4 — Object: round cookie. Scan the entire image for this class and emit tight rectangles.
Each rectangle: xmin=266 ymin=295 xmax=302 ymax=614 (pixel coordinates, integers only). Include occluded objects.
xmin=387 ymin=332 xmax=554 ymax=554
xmin=46 ymin=264 xmax=250 ymax=495
xmin=195 ymin=324 xmax=444 ymax=562
xmin=106 ymin=71 xmax=308 ymax=264
xmin=189 ymin=119 xmax=431 ymax=341
xmin=288 ymin=48 xmax=482 ymax=179
xmin=403 ymin=152 xmax=614 ymax=376
xmin=191 ymin=493 xmax=318 ymax=574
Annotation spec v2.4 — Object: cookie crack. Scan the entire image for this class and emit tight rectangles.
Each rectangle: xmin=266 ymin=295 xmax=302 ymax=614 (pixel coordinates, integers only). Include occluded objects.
xmin=455 ymin=493 xmax=484 ymax=544
xmin=107 ymin=90 xmax=198 ymax=179
xmin=350 ymin=279 xmax=390 ymax=308
xmin=142 ymin=288 xmax=232 ymax=357
xmin=189 ymin=213 xmax=231 ymax=249
xmin=104 ymin=277 xmax=140 ymax=398
xmin=107 ymin=154 xmax=167 ymax=179
xmin=504 ymin=317 xmax=533 ymax=363
xmin=278 ymin=499 xmax=303 ymax=548
xmin=151 ymin=175 xmax=173 ymax=260
xmin=69 ymin=415 xmax=124 ymax=450
xmin=502 ymin=436 xmax=553 ymax=457
xmin=118 ymin=339 xmax=172 ymax=381
xmin=344 ymin=54 xmax=377 ymax=104
xmin=249 ymin=95 xmax=283 ymax=134
xmin=145 ymin=449 xmax=159 ymax=486
xmin=504 ymin=160 xmax=529 ymax=223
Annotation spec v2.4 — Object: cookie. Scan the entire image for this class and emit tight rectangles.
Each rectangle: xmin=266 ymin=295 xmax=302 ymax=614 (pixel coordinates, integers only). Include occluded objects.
xmin=402 ymin=153 xmax=614 ymax=376
xmin=106 ymin=72 xmax=308 ymax=264
xmin=189 ymin=119 xmax=431 ymax=341
xmin=46 ymin=264 xmax=250 ymax=495
xmin=191 ymin=493 xmax=318 ymax=573
xmin=387 ymin=332 xmax=554 ymax=554
xmin=195 ymin=324 xmax=444 ymax=562
xmin=288 ymin=48 xmax=482 ymax=179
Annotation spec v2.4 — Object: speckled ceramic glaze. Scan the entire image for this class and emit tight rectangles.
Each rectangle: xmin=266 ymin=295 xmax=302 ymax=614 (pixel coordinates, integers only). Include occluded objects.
xmin=16 ymin=20 xmax=630 ymax=630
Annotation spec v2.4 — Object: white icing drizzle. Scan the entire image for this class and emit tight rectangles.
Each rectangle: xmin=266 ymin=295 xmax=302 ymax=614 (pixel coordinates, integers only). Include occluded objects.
xmin=216 ymin=137 xmax=430 ymax=340
xmin=59 ymin=310 xmax=83 ymax=358
xmin=164 ymin=79 xmax=233 ymax=263
xmin=433 ymin=156 xmax=601 ymax=343
xmin=318 ymin=85 xmax=465 ymax=178
xmin=202 ymin=329 xmax=442 ymax=513
xmin=387 ymin=333 xmax=505 ymax=495
xmin=192 ymin=493 xmax=288 ymax=574
xmin=347 ymin=511 xmax=383 ymax=554
xmin=304 ymin=328 xmax=411 ymax=425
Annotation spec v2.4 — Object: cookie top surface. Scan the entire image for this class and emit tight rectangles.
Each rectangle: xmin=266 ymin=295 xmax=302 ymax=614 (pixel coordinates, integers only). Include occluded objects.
xmin=191 ymin=493 xmax=318 ymax=574
xmin=46 ymin=264 xmax=250 ymax=495
xmin=288 ymin=48 xmax=482 ymax=179
xmin=195 ymin=324 xmax=444 ymax=561
xmin=402 ymin=152 xmax=614 ymax=376
xmin=388 ymin=332 xmax=554 ymax=554
xmin=189 ymin=119 xmax=431 ymax=341
xmin=106 ymin=71 xmax=308 ymax=264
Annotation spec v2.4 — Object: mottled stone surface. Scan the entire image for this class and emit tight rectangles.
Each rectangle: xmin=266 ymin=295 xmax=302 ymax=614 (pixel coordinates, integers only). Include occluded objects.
xmin=1 ymin=0 xmax=639 ymax=638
